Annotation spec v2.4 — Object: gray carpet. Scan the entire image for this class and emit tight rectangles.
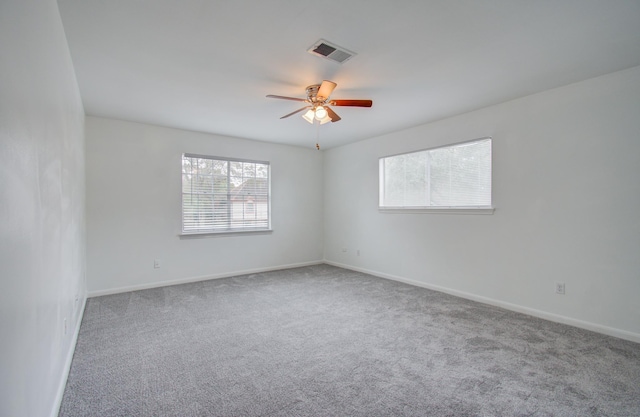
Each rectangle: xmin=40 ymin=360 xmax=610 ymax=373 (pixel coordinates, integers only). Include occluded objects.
xmin=59 ymin=264 xmax=640 ymax=416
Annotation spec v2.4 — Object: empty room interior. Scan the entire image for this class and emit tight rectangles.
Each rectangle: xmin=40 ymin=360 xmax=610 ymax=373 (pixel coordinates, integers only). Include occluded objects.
xmin=2 ymin=1 xmax=640 ymax=416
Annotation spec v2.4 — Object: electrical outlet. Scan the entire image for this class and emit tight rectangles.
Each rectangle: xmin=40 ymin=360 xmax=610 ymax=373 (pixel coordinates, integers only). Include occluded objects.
xmin=357 ymin=249 xmax=360 ymax=256
xmin=154 ymin=259 xmax=161 ymax=269
xmin=63 ymin=318 xmax=68 ymax=336
xmin=555 ymin=282 xmax=565 ymax=295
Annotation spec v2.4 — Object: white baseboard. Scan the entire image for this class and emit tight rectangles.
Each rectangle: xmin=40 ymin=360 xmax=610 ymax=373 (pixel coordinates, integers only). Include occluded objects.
xmin=88 ymin=260 xmax=324 ymax=298
xmin=87 ymin=258 xmax=640 ymax=343
xmin=324 ymin=260 xmax=640 ymax=344
xmin=51 ymin=294 xmax=87 ymax=417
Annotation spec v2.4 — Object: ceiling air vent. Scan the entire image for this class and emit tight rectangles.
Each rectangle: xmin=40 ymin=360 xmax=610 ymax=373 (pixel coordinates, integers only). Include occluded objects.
xmin=307 ymin=39 xmax=356 ymax=64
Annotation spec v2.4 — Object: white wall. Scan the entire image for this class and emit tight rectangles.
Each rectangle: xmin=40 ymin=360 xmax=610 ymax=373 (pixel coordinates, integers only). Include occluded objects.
xmin=0 ymin=1 xmax=87 ymax=416
xmin=86 ymin=117 xmax=324 ymax=295
xmin=324 ymin=66 xmax=640 ymax=342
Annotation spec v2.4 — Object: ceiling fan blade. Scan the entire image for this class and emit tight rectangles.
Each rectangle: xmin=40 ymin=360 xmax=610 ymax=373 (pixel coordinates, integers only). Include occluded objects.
xmin=331 ymin=99 xmax=373 ymax=107
xmin=317 ymin=80 xmax=337 ymax=100
xmin=266 ymin=94 xmax=307 ymax=102
xmin=280 ymin=106 xmax=310 ymax=119
xmin=326 ymin=106 xmax=341 ymax=122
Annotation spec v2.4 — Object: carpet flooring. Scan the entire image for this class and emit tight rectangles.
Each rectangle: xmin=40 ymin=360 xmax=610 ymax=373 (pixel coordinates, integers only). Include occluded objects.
xmin=59 ymin=264 xmax=640 ymax=416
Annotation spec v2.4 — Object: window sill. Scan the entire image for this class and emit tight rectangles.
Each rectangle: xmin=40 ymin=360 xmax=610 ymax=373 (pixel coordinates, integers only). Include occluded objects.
xmin=379 ymin=207 xmax=495 ymax=215
xmin=179 ymin=229 xmax=273 ymax=239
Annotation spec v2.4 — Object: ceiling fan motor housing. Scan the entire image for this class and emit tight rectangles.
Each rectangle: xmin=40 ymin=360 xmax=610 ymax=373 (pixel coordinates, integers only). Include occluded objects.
xmin=306 ymin=85 xmax=323 ymax=103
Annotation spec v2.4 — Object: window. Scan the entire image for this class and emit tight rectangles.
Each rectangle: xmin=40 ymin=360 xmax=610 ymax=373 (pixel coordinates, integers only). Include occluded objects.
xmin=379 ymin=137 xmax=492 ymax=210
xmin=181 ymin=154 xmax=270 ymax=234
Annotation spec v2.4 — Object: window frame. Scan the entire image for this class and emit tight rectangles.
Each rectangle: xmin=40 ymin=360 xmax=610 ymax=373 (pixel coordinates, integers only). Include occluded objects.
xmin=180 ymin=153 xmax=272 ymax=236
xmin=378 ymin=137 xmax=494 ymax=214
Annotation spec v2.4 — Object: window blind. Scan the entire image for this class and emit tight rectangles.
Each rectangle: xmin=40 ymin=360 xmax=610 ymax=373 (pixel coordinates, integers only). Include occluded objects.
xmin=379 ymin=138 xmax=492 ymax=208
xmin=182 ymin=154 xmax=270 ymax=234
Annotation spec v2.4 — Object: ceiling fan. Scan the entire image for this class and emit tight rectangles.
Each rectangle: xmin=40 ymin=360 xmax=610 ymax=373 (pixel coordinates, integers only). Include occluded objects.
xmin=266 ymin=80 xmax=372 ymax=124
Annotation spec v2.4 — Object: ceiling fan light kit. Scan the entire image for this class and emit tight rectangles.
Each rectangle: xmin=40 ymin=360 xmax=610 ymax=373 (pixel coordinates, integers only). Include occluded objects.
xmin=314 ymin=106 xmax=328 ymax=119
xmin=302 ymin=109 xmax=314 ymax=124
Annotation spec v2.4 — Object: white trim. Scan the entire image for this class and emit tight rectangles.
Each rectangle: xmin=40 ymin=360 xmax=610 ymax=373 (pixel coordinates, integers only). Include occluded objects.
xmin=87 ymin=260 xmax=324 ymax=297
xmin=379 ymin=207 xmax=495 ymax=214
xmin=51 ymin=294 xmax=87 ymax=417
xmin=323 ymin=260 xmax=640 ymax=344
xmin=179 ymin=229 xmax=273 ymax=238
xmin=84 ymin=258 xmax=640 ymax=342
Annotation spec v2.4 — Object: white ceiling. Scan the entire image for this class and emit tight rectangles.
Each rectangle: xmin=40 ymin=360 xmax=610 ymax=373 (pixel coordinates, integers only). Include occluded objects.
xmin=57 ymin=0 xmax=640 ymax=149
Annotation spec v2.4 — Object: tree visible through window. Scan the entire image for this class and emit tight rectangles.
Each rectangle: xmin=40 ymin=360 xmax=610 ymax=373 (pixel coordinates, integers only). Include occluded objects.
xmin=379 ymin=138 xmax=491 ymax=208
xmin=182 ymin=154 xmax=270 ymax=233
